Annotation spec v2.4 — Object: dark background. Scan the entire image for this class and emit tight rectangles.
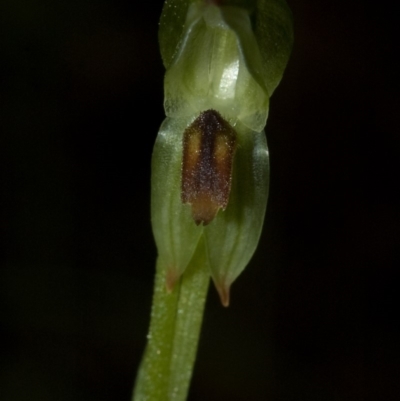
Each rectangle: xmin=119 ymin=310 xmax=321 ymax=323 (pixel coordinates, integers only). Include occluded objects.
xmin=1 ymin=0 xmax=399 ymax=400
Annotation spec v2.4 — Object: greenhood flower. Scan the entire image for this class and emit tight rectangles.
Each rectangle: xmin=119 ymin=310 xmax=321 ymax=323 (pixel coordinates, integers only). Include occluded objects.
xmin=152 ymin=0 xmax=293 ymax=305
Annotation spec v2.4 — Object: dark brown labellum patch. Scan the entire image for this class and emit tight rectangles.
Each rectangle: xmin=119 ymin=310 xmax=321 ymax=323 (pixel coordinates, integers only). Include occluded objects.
xmin=181 ymin=109 xmax=236 ymax=225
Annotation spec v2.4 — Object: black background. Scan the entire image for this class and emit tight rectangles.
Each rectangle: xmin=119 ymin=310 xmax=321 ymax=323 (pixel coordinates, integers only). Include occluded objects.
xmin=1 ymin=0 xmax=399 ymax=400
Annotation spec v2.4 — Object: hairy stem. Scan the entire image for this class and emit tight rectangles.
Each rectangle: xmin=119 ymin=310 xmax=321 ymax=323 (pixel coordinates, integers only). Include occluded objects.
xmin=133 ymin=238 xmax=210 ymax=401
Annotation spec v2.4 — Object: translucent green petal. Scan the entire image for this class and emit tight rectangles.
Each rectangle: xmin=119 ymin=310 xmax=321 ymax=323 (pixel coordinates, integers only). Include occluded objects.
xmin=164 ymin=3 xmax=269 ymax=132
xmin=160 ymin=0 xmax=293 ymax=98
xmin=159 ymin=1 xmax=255 ymax=69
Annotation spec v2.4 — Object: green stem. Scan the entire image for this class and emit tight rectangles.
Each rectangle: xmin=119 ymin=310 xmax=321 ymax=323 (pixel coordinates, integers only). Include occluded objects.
xmin=133 ymin=237 xmax=210 ymax=401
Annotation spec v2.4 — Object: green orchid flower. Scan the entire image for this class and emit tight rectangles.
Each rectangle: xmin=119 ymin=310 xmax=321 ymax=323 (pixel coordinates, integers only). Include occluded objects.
xmin=153 ymin=0 xmax=292 ymax=304
xmin=133 ymin=1 xmax=293 ymax=400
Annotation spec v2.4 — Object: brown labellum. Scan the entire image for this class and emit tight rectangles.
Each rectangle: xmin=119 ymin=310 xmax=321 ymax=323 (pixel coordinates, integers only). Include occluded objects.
xmin=181 ymin=109 xmax=236 ymax=225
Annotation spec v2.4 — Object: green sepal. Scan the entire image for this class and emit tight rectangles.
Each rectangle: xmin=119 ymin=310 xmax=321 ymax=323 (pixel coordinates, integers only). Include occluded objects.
xmin=159 ymin=0 xmax=192 ymax=69
xmin=151 ymin=117 xmax=204 ymax=289
xmin=255 ymin=0 xmax=294 ymax=96
xmin=204 ymin=123 xmax=269 ymax=305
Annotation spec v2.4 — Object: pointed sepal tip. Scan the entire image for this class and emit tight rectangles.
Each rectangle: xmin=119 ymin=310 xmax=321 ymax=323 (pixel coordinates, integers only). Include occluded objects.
xmin=214 ymin=280 xmax=231 ymax=307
